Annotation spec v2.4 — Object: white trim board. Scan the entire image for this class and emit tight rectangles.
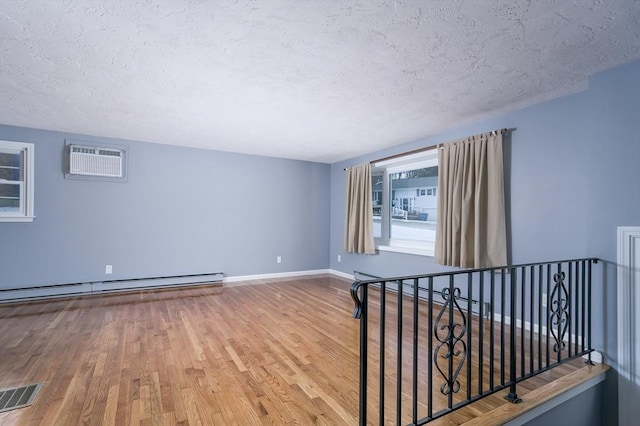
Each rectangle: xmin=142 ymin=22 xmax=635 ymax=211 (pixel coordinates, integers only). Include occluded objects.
xmin=222 ymin=269 xmax=354 ymax=286
xmin=330 ymin=269 xmax=355 ymax=281
xmin=617 ymin=226 xmax=640 ymax=425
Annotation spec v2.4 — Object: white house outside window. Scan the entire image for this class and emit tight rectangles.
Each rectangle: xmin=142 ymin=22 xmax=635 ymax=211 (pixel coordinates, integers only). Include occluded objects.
xmin=371 ymin=148 xmax=438 ymax=256
xmin=0 ymin=140 xmax=35 ymax=222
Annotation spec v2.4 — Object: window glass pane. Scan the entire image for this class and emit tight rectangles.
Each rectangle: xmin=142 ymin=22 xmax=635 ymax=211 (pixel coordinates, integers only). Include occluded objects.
xmin=0 ymin=152 xmax=23 ymax=181
xmin=390 ymin=166 xmax=438 ymax=241
xmin=0 ymin=183 xmax=21 ymax=212
xmin=0 ymin=152 xmax=21 ymax=168
xmin=372 ymin=175 xmax=383 ymax=238
xmin=0 ymin=141 xmax=33 ymax=220
xmin=0 ymin=166 xmax=21 ymax=181
xmin=0 ymin=198 xmax=20 ymax=210
xmin=0 ymin=183 xmax=20 ymax=197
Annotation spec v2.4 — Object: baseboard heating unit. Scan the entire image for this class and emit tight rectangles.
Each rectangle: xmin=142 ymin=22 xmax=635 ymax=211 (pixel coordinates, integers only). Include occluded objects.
xmin=0 ymin=272 xmax=224 ymax=303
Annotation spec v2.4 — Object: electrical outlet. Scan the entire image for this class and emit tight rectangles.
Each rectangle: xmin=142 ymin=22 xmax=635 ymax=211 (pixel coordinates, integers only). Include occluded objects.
xmin=337 ymin=255 xmax=341 ymax=262
xmin=276 ymin=256 xmax=282 ymax=264
xmin=105 ymin=265 xmax=113 ymax=274
xmin=542 ymin=293 xmax=547 ymax=307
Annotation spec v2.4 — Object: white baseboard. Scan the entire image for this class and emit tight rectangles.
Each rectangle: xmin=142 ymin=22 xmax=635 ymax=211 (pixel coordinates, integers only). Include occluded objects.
xmin=329 ymin=269 xmax=355 ymax=281
xmin=222 ymin=269 xmax=331 ymax=285
xmin=223 ymin=269 xmax=356 ymax=286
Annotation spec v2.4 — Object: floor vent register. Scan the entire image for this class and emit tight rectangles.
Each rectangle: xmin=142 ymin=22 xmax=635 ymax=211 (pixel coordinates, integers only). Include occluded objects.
xmin=0 ymin=383 xmax=43 ymax=413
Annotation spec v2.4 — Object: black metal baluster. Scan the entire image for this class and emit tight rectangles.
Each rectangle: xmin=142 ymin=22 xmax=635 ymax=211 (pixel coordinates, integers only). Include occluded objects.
xmin=587 ymin=260 xmax=593 ymax=363
xmin=520 ymin=266 xmax=525 ymax=378
xmin=576 ymin=261 xmax=581 ymax=354
xmin=478 ymin=272 xmax=485 ymax=396
xmin=576 ymin=261 xmax=581 ymax=355
xmin=537 ymin=265 xmax=543 ymax=371
xmin=505 ymin=267 xmax=521 ymax=403
xmin=396 ymin=280 xmax=403 ymax=426
xmin=546 ymin=264 xmax=551 ymax=368
xmin=412 ymin=278 xmax=419 ymax=423
xmin=500 ymin=269 xmax=506 ymax=386
xmin=360 ymin=284 xmax=368 ymax=426
xmin=380 ymin=281 xmax=386 ymax=424
xmin=490 ymin=271 xmax=495 ymax=390
xmin=568 ymin=262 xmax=573 ymax=358
xmin=427 ymin=277 xmax=433 ymax=420
xmin=467 ymin=273 xmax=473 ymax=400
xmin=581 ymin=260 xmax=586 ymax=354
xmin=529 ymin=266 xmax=534 ymax=375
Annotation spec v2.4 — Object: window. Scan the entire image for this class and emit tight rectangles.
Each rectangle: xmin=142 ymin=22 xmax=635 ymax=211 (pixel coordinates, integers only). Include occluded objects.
xmin=0 ymin=140 xmax=35 ymax=222
xmin=371 ymin=149 xmax=438 ymax=256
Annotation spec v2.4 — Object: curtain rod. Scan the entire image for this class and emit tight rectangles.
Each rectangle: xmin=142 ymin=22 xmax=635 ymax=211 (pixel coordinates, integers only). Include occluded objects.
xmin=344 ymin=128 xmax=513 ymax=171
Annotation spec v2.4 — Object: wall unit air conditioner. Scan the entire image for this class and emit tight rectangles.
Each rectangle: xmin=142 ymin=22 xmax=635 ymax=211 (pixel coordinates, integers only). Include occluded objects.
xmin=69 ymin=145 xmax=123 ymax=178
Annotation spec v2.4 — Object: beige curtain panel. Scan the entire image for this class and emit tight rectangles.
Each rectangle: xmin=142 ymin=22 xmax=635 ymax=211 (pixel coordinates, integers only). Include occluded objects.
xmin=435 ymin=132 xmax=507 ymax=268
xmin=344 ymin=163 xmax=376 ymax=254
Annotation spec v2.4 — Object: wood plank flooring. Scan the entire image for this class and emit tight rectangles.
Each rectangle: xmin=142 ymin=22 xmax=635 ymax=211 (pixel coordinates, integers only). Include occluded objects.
xmin=0 ymin=275 xmax=591 ymax=425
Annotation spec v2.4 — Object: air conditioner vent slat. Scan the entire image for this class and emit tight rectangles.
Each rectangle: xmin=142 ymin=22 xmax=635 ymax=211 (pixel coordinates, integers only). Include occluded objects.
xmin=98 ymin=149 xmax=121 ymax=157
xmin=69 ymin=145 xmax=123 ymax=178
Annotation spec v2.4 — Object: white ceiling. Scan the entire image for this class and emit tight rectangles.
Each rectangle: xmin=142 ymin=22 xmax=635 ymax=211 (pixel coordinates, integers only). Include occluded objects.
xmin=1 ymin=1 xmax=639 ymax=163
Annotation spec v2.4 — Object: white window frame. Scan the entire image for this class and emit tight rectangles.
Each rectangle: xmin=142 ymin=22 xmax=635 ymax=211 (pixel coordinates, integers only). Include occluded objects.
xmin=373 ymin=149 xmax=438 ymax=257
xmin=0 ymin=140 xmax=35 ymax=222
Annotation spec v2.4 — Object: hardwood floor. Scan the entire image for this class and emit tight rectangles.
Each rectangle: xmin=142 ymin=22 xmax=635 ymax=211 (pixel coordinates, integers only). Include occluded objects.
xmin=0 ymin=275 xmax=590 ymax=425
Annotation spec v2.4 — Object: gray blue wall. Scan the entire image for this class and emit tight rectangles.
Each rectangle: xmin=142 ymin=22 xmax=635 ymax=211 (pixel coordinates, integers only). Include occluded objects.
xmin=521 ymin=380 xmax=604 ymax=426
xmin=0 ymin=127 xmax=330 ymax=287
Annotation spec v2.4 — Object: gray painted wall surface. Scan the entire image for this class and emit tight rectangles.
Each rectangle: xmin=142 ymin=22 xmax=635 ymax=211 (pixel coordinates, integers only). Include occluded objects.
xmin=585 ymin=60 xmax=640 ymax=426
xmin=330 ymin=60 xmax=640 ymax=421
xmin=0 ymin=126 xmax=330 ymax=288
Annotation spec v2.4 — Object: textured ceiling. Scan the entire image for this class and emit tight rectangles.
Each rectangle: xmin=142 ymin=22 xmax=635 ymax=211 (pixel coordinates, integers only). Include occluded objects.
xmin=1 ymin=0 xmax=639 ymax=163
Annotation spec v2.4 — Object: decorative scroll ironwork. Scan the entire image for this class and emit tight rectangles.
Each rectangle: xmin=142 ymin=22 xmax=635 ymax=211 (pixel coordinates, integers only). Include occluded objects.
xmin=549 ymin=271 xmax=569 ymax=352
xmin=433 ymin=286 xmax=467 ymax=395
xmin=350 ymin=280 xmax=364 ymax=319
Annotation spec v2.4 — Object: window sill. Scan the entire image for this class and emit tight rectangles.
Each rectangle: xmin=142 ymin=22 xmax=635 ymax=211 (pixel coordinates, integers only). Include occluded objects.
xmin=377 ymin=244 xmax=434 ymax=257
xmin=0 ymin=216 xmax=35 ymax=223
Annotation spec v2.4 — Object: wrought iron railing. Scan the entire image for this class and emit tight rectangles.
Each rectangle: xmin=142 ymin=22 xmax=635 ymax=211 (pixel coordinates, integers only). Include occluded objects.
xmin=349 ymin=258 xmax=598 ymax=425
